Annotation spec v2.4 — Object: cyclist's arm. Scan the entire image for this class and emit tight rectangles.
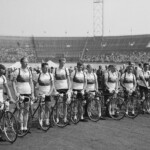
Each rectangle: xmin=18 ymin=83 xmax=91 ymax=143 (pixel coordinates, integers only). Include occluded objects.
xmin=95 ymin=74 xmax=98 ymax=91
xmin=12 ymin=73 xmax=19 ymax=97
xmin=70 ymin=71 xmax=75 ymax=91
xmin=52 ymin=70 xmax=56 ymax=93
xmin=83 ymin=74 xmax=87 ymax=91
xmin=104 ymin=72 xmax=109 ymax=90
xmin=67 ymin=75 xmax=71 ymax=91
xmin=66 ymin=68 xmax=71 ymax=91
xmin=29 ymin=76 xmax=34 ymax=97
xmin=49 ymin=74 xmax=55 ymax=95
xmin=3 ymin=82 xmax=13 ymax=101
xmin=115 ymin=76 xmax=119 ymax=91
xmin=148 ymin=76 xmax=150 ymax=88
xmin=140 ymin=74 xmax=148 ymax=88
xmin=120 ymin=74 xmax=126 ymax=90
xmin=133 ymin=75 xmax=137 ymax=90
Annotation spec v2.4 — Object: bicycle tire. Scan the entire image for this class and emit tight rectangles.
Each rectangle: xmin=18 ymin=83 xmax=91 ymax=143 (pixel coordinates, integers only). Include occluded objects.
xmin=70 ymin=100 xmax=80 ymax=124
xmin=52 ymin=101 xmax=68 ymax=128
xmin=126 ymin=98 xmax=139 ymax=119
xmin=13 ymin=108 xmax=32 ymax=137
xmin=3 ymin=111 xmax=18 ymax=143
xmin=143 ymin=99 xmax=150 ymax=114
xmin=38 ymin=104 xmax=52 ymax=131
xmin=87 ymin=99 xmax=101 ymax=122
xmin=108 ymin=98 xmax=126 ymax=120
xmin=78 ymin=100 xmax=85 ymax=120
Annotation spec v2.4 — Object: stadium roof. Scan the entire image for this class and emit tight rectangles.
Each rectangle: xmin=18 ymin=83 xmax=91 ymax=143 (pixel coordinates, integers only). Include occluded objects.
xmin=0 ymin=34 xmax=150 ymax=40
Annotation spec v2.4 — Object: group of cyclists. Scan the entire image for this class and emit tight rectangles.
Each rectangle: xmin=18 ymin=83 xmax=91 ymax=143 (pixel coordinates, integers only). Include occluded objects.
xmin=0 ymin=56 xmax=150 ymax=142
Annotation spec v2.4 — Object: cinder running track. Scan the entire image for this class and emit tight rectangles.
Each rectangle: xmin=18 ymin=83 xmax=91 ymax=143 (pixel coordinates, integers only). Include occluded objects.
xmin=1 ymin=114 xmax=150 ymax=150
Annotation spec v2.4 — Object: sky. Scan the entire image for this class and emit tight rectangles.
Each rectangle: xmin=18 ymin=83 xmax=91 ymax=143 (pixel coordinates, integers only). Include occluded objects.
xmin=0 ymin=0 xmax=150 ymax=37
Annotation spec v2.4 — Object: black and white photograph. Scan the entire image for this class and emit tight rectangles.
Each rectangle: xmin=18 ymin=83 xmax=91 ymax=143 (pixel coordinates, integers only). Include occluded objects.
xmin=0 ymin=0 xmax=150 ymax=149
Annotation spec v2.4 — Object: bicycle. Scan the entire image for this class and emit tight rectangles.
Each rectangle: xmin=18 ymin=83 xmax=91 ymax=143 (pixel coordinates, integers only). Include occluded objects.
xmin=29 ymin=95 xmax=52 ymax=132
xmin=86 ymin=91 xmax=102 ymax=122
xmin=69 ymin=91 xmax=82 ymax=124
xmin=69 ymin=90 xmax=86 ymax=124
xmin=13 ymin=95 xmax=51 ymax=134
xmin=0 ymin=100 xmax=17 ymax=143
xmin=124 ymin=90 xmax=139 ymax=119
xmin=51 ymin=93 xmax=69 ymax=128
xmin=132 ymin=89 xmax=150 ymax=115
xmin=105 ymin=91 xmax=126 ymax=120
xmin=12 ymin=96 xmax=32 ymax=137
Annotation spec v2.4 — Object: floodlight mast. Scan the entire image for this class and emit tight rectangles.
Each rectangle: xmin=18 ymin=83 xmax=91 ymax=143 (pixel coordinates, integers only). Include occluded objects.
xmin=93 ymin=0 xmax=104 ymax=37
xmin=80 ymin=0 xmax=104 ymax=61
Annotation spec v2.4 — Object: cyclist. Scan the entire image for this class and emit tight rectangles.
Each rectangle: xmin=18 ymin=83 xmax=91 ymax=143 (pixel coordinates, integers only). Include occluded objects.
xmin=138 ymin=63 xmax=150 ymax=105
xmin=0 ymin=64 xmax=15 ymax=141
xmin=103 ymin=65 xmax=119 ymax=116
xmin=12 ymin=57 xmax=34 ymax=132
xmin=86 ymin=64 xmax=98 ymax=92
xmin=71 ymin=61 xmax=87 ymax=121
xmin=85 ymin=64 xmax=102 ymax=117
xmin=36 ymin=62 xmax=54 ymax=126
xmin=120 ymin=65 xmax=137 ymax=115
xmin=53 ymin=57 xmax=71 ymax=123
xmin=120 ymin=65 xmax=137 ymax=96
xmin=104 ymin=65 xmax=119 ymax=95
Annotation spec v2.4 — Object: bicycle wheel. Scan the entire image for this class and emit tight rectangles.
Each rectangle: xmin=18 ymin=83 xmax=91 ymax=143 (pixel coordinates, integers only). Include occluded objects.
xmin=2 ymin=111 xmax=17 ymax=143
xmin=108 ymin=98 xmax=126 ymax=120
xmin=100 ymin=96 xmax=106 ymax=117
xmin=78 ymin=100 xmax=85 ymax=120
xmin=143 ymin=99 xmax=150 ymax=114
xmin=126 ymin=98 xmax=139 ymax=119
xmin=87 ymin=99 xmax=101 ymax=122
xmin=70 ymin=100 xmax=80 ymax=124
xmin=13 ymin=108 xmax=32 ymax=137
xmin=38 ymin=104 xmax=52 ymax=131
xmin=52 ymin=101 xmax=68 ymax=128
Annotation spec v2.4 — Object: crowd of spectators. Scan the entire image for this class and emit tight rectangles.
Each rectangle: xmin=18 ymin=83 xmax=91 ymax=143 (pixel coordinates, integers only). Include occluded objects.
xmin=0 ymin=45 xmax=150 ymax=64
xmin=83 ymin=51 xmax=150 ymax=63
xmin=0 ymin=47 xmax=36 ymax=63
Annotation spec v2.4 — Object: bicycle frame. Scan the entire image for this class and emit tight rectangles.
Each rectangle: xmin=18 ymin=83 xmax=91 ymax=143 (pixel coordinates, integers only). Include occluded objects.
xmin=0 ymin=101 xmax=9 ymax=121
xmin=29 ymin=96 xmax=46 ymax=118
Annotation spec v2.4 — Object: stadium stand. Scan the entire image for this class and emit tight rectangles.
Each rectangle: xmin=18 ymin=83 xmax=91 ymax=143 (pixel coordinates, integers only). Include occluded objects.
xmin=0 ymin=35 xmax=150 ymax=63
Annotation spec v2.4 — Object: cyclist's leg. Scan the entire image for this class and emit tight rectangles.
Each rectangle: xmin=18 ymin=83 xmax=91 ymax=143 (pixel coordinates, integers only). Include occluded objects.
xmin=144 ymin=87 xmax=148 ymax=101
xmin=84 ymin=91 xmax=88 ymax=118
xmin=139 ymin=86 xmax=144 ymax=101
xmin=103 ymin=89 xmax=111 ymax=116
xmin=103 ymin=89 xmax=110 ymax=105
xmin=63 ymin=90 xmax=69 ymax=122
xmin=143 ymin=87 xmax=148 ymax=112
xmin=78 ymin=91 xmax=85 ymax=120
xmin=124 ymin=90 xmax=128 ymax=114
xmin=45 ymin=96 xmax=51 ymax=125
xmin=23 ymin=96 xmax=30 ymax=131
xmin=96 ymin=93 xmax=102 ymax=117
xmin=19 ymin=106 xmax=24 ymax=130
xmin=55 ymin=89 xmax=66 ymax=123
xmin=63 ymin=102 xmax=67 ymax=122
xmin=72 ymin=90 xmax=78 ymax=120
xmin=55 ymin=92 xmax=59 ymax=123
xmin=131 ymin=91 xmax=137 ymax=114
xmin=17 ymin=96 xmax=24 ymax=130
